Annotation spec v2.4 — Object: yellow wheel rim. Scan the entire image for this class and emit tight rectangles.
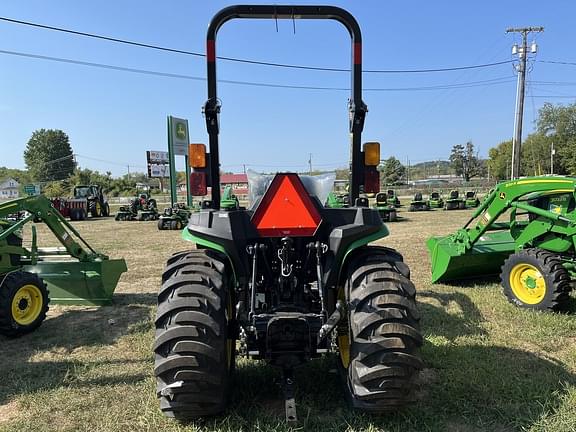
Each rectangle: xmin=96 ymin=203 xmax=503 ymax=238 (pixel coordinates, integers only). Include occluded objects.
xmin=11 ymin=284 xmax=43 ymax=325
xmin=96 ymin=202 xmax=101 ymax=215
xmin=337 ymin=287 xmax=350 ymax=368
xmin=509 ymin=263 xmax=546 ymax=305
xmin=226 ymin=292 xmax=234 ymax=369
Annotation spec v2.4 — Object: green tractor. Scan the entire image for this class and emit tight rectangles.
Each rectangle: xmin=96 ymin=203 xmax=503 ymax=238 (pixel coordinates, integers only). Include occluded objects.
xmin=116 ymin=192 xmax=159 ymax=221
xmin=464 ymin=190 xmax=480 ymax=208
xmin=373 ymin=192 xmax=398 ymax=222
xmin=444 ymin=190 xmax=466 ymax=210
xmin=0 ymin=195 xmax=127 ymax=337
xmin=427 ymin=190 xmax=444 ymax=208
xmin=153 ymin=5 xmax=422 ymax=422
xmin=386 ymin=189 xmax=401 ymax=207
xmin=409 ymin=192 xmax=430 ymax=212
xmin=158 ymin=203 xmax=197 ymax=231
xmin=427 ymin=176 xmax=576 ymax=311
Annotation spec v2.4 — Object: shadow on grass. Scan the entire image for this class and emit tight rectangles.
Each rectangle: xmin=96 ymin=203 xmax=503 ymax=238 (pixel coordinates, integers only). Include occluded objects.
xmin=189 ymin=294 xmax=575 ymax=431
xmin=0 ymin=302 xmax=152 ymax=406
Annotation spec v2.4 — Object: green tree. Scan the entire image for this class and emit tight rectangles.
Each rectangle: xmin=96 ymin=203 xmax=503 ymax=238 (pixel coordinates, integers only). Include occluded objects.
xmin=536 ymin=102 xmax=576 ymax=175
xmin=450 ymin=141 xmax=482 ymax=181
xmin=488 ymin=140 xmax=512 ymax=180
xmin=381 ymin=157 xmax=405 ymax=184
xmin=24 ymin=129 xmax=75 ymax=181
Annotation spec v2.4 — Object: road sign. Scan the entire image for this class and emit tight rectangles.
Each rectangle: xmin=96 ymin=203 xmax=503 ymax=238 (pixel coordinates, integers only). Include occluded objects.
xmin=24 ymin=184 xmax=40 ymax=196
xmin=169 ymin=117 xmax=189 ymax=156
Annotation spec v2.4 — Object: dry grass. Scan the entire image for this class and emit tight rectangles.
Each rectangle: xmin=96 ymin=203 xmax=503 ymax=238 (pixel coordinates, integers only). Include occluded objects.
xmin=1 ymin=208 xmax=575 ymax=432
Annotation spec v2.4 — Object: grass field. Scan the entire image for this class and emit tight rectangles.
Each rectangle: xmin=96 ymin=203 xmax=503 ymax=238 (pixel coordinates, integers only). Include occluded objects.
xmin=1 ymin=208 xmax=576 ymax=432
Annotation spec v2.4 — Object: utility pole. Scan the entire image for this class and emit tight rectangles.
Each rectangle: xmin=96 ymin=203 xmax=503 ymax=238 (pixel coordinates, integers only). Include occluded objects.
xmin=506 ymin=26 xmax=544 ymax=180
xmin=308 ymin=153 xmax=312 ymax=175
xmin=127 ymin=164 xmax=130 ymax=178
xmin=550 ymin=141 xmax=555 ymax=174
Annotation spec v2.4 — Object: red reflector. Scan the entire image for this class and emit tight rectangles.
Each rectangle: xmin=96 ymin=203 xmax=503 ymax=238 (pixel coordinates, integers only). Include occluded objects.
xmin=251 ymin=174 xmax=321 ymax=237
xmin=364 ymin=167 xmax=380 ymax=194
xmin=190 ymin=172 xmax=207 ymax=196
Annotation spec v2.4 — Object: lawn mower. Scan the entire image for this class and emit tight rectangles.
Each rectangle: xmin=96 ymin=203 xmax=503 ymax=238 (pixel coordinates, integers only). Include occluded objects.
xmin=444 ymin=190 xmax=466 ymax=210
xmin=115 ymin=192 xmax=159 ymax=221
xmin=427 ymin=176 xmax=576 ymax=311
xmin=0 ymin=195 xmax=127 ymax=337
xmin=373 ymin=191 xmax=398 ymax=221
xmin=409 ymin=192 xmax=430 ymax=212
xmin=153 ymin=5 xmax=422 ymax=423
xmin=386 ymin=189 xmax=401 ymax=207
xmin=157 ymin=203 xmax=198 ymax=231
xmin=464 ymin=190 xmax=480 ymax=208
xmin=427 ymin=190 xmax=444 ymax=208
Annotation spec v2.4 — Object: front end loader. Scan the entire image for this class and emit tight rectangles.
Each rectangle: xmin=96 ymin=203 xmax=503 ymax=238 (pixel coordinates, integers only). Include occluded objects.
xmin=0 ymin=195 xmax=127 ymax=337
xmin=427 ymin=176 xmax=576 ymax=311
xmin=153 ymin=5 xmax=423 ymax=423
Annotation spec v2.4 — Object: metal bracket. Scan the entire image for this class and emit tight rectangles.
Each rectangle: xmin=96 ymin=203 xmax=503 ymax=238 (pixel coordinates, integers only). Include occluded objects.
xmin=281 ymin=370 xmax=298 ymax=423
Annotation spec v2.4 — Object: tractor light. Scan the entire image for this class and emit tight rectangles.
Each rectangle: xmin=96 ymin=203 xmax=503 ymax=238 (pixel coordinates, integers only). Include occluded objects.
xmin=190 ymin=172 xmax=207 ymax=196
xmin=189 ymin=144 xmax=207 ymax=168
xmin=364 ymin=166 xmax=380 ymax=194
xmin=363 ymin=142 xmax=380 ymax=166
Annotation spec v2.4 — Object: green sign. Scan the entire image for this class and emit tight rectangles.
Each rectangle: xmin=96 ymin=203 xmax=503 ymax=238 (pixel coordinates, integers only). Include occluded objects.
xmin=24 ymin=184 xmax=40 ymax=196
xmin=169 ymin=116 xmax=189 ymax=156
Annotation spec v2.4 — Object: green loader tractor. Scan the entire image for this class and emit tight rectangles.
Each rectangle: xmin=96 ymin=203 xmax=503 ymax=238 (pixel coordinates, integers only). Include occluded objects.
xmin=464 ymin=190 xmax=480 ymax=208
xmin=409 ymin=192 xmax=430 ymax=212
xmin=153 ymin=5 xmax=423 ymax=423
xmin=427 ymin=190 xmax=444 ymax=208
xmin=0 ymin=195 xmax=127 ymax=337
xmin=373 ymin=192 xmax=398 ymax=221
xmin=427 ymin=176 xmax=576 ymax=311
xmin=444 ymin=190 xmax=466 ymax=210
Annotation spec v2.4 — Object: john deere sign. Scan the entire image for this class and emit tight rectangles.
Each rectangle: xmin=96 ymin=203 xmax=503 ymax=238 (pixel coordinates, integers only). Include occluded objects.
xmin=169 ymin=117 xmax=189 ymax=156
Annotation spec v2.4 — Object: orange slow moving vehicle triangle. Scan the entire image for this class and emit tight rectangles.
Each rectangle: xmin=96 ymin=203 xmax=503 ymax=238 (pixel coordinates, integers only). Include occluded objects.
xmin=252 ymin=174 xmax=322 ymax=237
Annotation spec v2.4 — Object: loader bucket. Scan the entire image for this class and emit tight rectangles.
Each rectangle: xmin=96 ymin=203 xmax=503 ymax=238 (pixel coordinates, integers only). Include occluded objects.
xmin=22 ymin=258 xmax=127 ymax=306
xmin=427 ymin=230 xmax=516 ymax=283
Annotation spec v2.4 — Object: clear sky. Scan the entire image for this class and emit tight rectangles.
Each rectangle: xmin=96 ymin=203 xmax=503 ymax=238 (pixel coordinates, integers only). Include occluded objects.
xmin=1 ymin=0 xmax=574 ymax=176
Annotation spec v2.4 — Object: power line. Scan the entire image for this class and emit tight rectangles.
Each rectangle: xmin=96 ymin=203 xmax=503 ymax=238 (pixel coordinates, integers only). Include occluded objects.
xmin=538 ymin=59 xmax=576 ymax=66
xmin=0 ymin=15 xmax=513 ymax=74
xmin=0 ymin=48 xmax=516 ymax=92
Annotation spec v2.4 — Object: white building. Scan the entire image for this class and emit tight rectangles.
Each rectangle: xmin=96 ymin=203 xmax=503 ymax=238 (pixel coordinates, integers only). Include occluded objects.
xmin=0 ymin=178 xmax=19 ymax=200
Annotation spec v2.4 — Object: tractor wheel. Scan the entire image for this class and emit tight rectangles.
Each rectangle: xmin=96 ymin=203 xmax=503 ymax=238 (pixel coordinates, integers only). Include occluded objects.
xmin=103 ymin=203 xmax=110 ymax=217
xmin=501 ymin=248 xmax=572 ymax=311
xmin=458 ymin=201 xmax=466 ymax=210
xmin=154 ymin=250 xmax=235 ymax=419
xmin=339 ymin=249 xmax=423 ymax=412
xmin=0 ymin=272 xmax=49 ymax=338
xmin=388 ymin=210 xmax=397 ymax=222
xmin=89 ymin=201 xmax=102 ymax=218
xmin=408 ymin=205 xmax=415 ymax=212
xmin=157 ymin=219 xmax=165 ymax=230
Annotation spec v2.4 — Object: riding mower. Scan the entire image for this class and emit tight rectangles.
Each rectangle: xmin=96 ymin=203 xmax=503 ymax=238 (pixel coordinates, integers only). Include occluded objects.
xmin=464 ymin=190 xmax=480 ymax=208
xmin=427 ymin=176 xmax=576 ymax=311
xmin=373 ymin=192 xmax=398 ymax=221
xmin=428 ymin=191 xmax=444 ymax=208
xmin=153 ymin=5 xmax=422 ymax=423
xmin=444 ymin=190 xmax=466 ymax=210
xmin=0 ymin=195 xmax=127 ymax=337
xmin=158 ymin=203 xmax=197 ymax=231
xmin=386 ymin=189 xmax=401 ymax=207
xmin=409 ymin=192 xmax=430 ymax=212
xmin=116 ymin=192 xmax=159 ymax=221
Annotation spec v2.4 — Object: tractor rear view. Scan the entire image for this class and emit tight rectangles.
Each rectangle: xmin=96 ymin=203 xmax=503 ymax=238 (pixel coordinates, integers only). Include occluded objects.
xmin=153 ymin=5 xmax=422 ymax=422
xmin=428 ymin=176 xmax=576 ymax=311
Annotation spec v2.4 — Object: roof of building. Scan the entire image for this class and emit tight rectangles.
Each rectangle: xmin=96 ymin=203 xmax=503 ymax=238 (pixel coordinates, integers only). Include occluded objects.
xmin=220 ymin=173 xmax=248 ymax=184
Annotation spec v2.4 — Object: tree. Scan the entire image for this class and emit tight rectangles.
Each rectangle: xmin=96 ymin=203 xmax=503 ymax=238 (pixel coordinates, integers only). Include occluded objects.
xmin=450 ymin=141 xmax=482 ymax=181
xmin=536 ymin=102 xmax=576 ymax=175
xmin=381 ymin=157 xmax=405 ymax=184
xmin=24 ymin=129 xmax=75 ymax=182
xmin=488 ymin=140 xmax=512 ymax=180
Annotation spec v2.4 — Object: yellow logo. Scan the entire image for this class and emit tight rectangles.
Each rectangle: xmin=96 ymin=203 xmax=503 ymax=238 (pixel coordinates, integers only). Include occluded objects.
xmin=499 ymin=192 xmax=506 ymax=200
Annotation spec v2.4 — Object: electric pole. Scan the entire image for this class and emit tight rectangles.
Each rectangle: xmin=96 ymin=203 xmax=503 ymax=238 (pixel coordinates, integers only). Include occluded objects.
xmin=550 ymin=142 xmax=555 ymax=174
xmin=507 ymin=26 xmax=544 ymax=180
xmin=308 ymin=153 xmax=312 ymax=175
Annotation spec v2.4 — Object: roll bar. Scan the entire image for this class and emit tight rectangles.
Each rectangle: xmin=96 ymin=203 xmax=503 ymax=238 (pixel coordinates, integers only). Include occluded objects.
xmin=203 ymin=5 xmax=367 ymax=208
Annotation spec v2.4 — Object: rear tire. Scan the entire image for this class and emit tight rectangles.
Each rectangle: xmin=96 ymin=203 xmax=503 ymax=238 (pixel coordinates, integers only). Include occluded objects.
xmin=0 ymin=272 xmax=49 ymax=337
xmin=458 ymin=201 xmax=466 ymax=210
xmin=340 ymin=249 xmax=423 ymax=412
xmin=158 ymin=219 xmax=165 ymax=230
xmin=154 ymin=250 xmax=235 ymax=419
xmin=501 ymin=248 xmax=571 ymax=311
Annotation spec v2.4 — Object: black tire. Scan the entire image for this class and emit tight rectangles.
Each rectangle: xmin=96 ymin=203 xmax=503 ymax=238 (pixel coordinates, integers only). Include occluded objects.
xmin=158 ymin=219 xmax=165 ymax=230
xmin=388 ymin=210 xmax=397 ymax=222
xmin=340 ymin=248 xmax=423 ymax=412
xmin=78 ymin=209 xmax=87 ymax=221
xmin=501 ymin=248 xmax=572 ymax=311
xmin=0 ymin=272 xmax=49 ymax=337
xmin=458 ymin=201 xmax=466 ymax=210
xmin=154 ymin=250 xmax=235 ymax=419
xmin=102 ymin=203 xmax=110 ymax=217
xmin=89 ymin=200 xmax=101 ymax=218
xmin=408 ymin=205 xmax=415 ymax=212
